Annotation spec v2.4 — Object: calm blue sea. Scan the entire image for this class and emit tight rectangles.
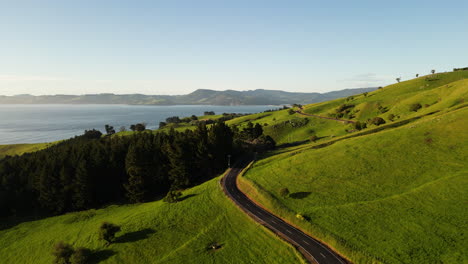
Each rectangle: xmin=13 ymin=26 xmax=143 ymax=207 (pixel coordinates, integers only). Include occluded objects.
xmin=0 ymin=104 xmax=279 ymax=144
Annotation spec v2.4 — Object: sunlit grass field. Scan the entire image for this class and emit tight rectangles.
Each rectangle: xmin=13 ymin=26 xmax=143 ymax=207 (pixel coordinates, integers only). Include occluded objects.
xmin=240 ymin=107 xmax=467 ymax=263
xmin=0 ymin=142 xmax=53 ymax=159
xmin=1 ymin=71 xmax=466 ymax=264
xmin=0 ymin=176 xmax=304 ymax=264
xmin=229 ymin=71 xmax=468 ymax=145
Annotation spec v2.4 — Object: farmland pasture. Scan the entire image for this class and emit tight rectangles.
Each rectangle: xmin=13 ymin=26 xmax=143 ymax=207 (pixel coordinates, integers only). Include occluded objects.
xmin=0 ymin=176 xmax=304 ymax=264
xmin=240 ymin=106 xmax=468 ymax=264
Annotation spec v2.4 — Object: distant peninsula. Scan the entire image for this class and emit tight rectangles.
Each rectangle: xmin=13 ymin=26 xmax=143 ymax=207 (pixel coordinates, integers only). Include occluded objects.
xmin=0 ymin=88 xmax=376 ymax=105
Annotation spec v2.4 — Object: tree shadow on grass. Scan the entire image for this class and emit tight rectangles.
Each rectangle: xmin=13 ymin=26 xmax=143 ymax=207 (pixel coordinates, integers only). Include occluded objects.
xmin=115 ymin=228 xmax=156 ymax=243
xmin=289 ymin=192 xmax=311 ymax=199
xmin=90 ymin=249 xmax=117 ymax=263
xmin=178 ymin=194 xmax=197 ymax=202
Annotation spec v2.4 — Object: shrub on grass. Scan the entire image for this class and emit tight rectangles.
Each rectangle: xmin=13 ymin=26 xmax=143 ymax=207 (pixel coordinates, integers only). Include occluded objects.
xmin=70 ymin=247 xmax=92 ymax=264
xmin=409 ymin=103 xmax=422 ymax=112
xmin=378 ymin=105 xmax=389 ymax=113
xmin=288 ymin=109 xmax=296 ymax=115
xmin=369 ymin=117 xmax=386 ymax=126
xmin=52 ymin=241 xmax=74 ymax=264
xmin=279 ymin=188 xmax=290 ymax=198
xmin=130 ymin=123 xmax=146 ymax=132
xmin=387 ymin=114 xmax=395 ymax=121
xmin=310 ymin=135 xmax=318 ymax=142
xmin=296 ymin=214 xmax=305 ymax=220
xmin=164 ymin=190 xmax=182 ymax=203
xmin=353 ymin=121 xmax=367 ymax=130
xmin=98 ymin=222 xmax=121 ymax=245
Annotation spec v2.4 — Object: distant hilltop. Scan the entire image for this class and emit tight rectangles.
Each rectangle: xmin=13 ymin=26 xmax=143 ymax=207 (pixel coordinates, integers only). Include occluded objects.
xmin=0 ymin=88 xmax=376 ymax=106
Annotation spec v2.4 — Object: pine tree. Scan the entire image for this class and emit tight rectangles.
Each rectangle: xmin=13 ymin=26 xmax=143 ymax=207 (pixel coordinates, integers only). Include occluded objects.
xmin=73 ymin=159 xmax=92 ymax=210
xmin=166 ymin=137 xmax=192 ymax=189
xmin=124 ymin=144 xmax=147 ymax=203
xmin=208 ymin=122 xmax=233 ymax=172
xmin=38 ymin=163 xmax=62 ymax=213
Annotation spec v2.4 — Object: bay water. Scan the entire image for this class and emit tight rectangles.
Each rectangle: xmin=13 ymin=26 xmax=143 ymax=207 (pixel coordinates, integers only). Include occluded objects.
xmin=0 ymin=104 xmax=278 ymax=144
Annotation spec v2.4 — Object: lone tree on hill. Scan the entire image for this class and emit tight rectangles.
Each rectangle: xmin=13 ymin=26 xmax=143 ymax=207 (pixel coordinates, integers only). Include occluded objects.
xmin=130 ymin=123 xmax=146 ymax=132
xmin=279 ymin=187 xmax=290 ymax=198
xmin=164 ymin=190 xmax=182 ymax=203
xmin=416 ymin=74 xmax=419 ymax=78
xmin=369 ymin=117 xmax=386 ymax=126
xmin=431 ymin=69 xmax=436 ymax=74
xmin=70 ymin=247 xmax=92 ymax=264
xmin=396 ymin=77 xmax=401 ymax=83
xmin=409 ymin=103 xmax=422 ymax=112
xmin=99 ymin=222 xmax=121 ymax=245
xmin=353 ymin=121 xmax=366 ymax=130
xmin=292 ymin=103 xmax=302 ymax=108
xmin=52 ymin=241 xmax=74 ymax=264
xmin=104 ymin=124 xmax=115 ymax=135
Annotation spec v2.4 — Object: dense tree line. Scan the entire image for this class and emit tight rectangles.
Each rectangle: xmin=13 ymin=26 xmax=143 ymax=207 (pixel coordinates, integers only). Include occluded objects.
xmin=0 ymin=122 xmax=236 ymax=217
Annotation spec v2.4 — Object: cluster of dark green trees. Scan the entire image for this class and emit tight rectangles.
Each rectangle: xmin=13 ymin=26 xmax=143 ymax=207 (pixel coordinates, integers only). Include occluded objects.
xmin=453 ymin=67 xmax=468 ymax=71
xmin=0 ymin=122 xmax=244 ymax=217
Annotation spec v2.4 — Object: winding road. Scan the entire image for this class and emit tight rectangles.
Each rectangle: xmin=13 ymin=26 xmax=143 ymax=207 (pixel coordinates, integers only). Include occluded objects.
xmin=221 ymin=159 xmax=347 ymax=264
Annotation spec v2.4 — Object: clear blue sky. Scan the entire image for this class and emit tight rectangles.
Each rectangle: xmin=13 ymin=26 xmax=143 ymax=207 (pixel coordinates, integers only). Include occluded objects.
xmin=0 ymin=0 xmax=467 ymax=95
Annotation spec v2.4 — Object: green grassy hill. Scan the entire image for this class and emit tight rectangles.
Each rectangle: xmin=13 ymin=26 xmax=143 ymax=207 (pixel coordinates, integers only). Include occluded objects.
xmin=0 ymin=143 xmax=52 ymax=159
xmin=225 ymin=71 xmax=468 ymax=145
xmin=237 ymin=72 xmax=468 ymax=263
xmin=1 ymin=70 xmax=466 ymax=264
xmin=0 ymin=176 xmax=304 ymax=264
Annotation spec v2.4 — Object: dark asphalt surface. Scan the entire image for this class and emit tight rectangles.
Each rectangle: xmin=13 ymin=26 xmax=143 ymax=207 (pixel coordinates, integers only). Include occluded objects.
xmin=222 ymin=160 xmax=347 ymax=264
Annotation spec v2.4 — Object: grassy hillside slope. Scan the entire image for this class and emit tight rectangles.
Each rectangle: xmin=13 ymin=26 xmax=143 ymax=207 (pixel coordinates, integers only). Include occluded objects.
xmin=2 ymin=71 xmax=466 ymax=264
xmin=0 ymin=143 xmax=52 ymax=159
xmin=227 ymin=71 xmax=468 ymax=145
xmin=239 ymin=104 xmax=467 ymax=263
xmin=303 ymin=71 xmax=468 ymax=120
xmin=0 ymin=176 xmax=304 ymax=264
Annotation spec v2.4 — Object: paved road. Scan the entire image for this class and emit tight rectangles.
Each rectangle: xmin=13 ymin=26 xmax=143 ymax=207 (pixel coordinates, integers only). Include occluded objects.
xmin=295 ymin=110 xmax=356 ymax=124
xmin=221 ymin=160 xmax=347 ymax=264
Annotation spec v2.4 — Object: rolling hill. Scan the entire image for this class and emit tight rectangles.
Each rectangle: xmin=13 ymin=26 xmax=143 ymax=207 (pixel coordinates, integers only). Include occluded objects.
xmin=0 ymin=176 xmax=305 ymax=264
xmin=0 ymin=87 xmax=375 ymax=106
xmin=0 ymin=70 xmax=466 ymax=264
xmin=235 ymin=71 xmax=468 ymax=263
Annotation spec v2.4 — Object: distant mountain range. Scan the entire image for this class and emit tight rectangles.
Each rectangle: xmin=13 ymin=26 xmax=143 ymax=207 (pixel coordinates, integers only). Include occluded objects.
xmin=0 ymin=88 xmax=376 ymax=105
